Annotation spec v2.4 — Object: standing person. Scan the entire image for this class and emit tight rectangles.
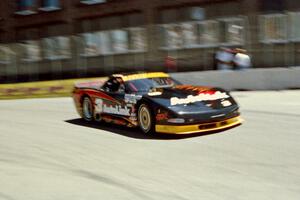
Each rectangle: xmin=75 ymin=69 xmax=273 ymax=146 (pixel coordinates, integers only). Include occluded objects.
xmin=215 ymin=47 xmax=234 ymax=70
xmin=233 ymin=48 xmax=252 ymax=70
xmin=165 ymin=56 xmax=177 ymax=72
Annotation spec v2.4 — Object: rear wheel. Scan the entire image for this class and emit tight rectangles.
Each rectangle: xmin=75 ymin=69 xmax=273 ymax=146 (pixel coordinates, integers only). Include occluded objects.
xmin=82 ymin=97 xmax=94 ymax=121
xmin=138 ymin=104 xmax=154 ymax=134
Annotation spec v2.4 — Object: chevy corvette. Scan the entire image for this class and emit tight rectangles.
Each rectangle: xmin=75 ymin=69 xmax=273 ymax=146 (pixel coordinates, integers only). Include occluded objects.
xmin=72 ymin=72 xmax=242 ymax=134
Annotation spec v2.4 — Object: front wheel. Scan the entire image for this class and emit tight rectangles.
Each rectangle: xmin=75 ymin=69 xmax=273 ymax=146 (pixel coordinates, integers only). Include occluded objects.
xmin=138 ymin=103 xmax=155 ymax=134
xmin=82 ymin=97 xmax=94 ymax=121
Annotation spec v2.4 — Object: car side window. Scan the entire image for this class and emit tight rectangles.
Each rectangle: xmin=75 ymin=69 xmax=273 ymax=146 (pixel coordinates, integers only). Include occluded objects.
xmin=103 ymin=77 xmax=124 ymax=93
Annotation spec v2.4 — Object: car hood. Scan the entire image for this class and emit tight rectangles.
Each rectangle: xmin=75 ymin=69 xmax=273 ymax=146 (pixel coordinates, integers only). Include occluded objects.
xmin=144 ymin=85 xmax=238 ymax=115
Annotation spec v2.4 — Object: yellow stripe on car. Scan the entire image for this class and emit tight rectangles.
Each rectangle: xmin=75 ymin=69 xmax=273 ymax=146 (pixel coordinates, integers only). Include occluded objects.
xmin=122 ymin=72 xmax=169 ymax=81
xmin=155 ymin=116 xmax=243 ymax=134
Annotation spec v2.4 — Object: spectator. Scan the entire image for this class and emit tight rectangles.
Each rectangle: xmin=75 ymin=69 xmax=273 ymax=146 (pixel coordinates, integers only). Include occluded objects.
xmin=165 ymin=56 xmax=177 ymax=72
xmin=233 ymin=48 xmax=252 ymax=70
xmin=215 ymin=47 xmax=234 ymax=70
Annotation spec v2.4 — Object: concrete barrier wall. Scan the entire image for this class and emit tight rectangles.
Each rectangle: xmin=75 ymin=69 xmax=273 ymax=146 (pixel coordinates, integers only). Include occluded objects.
xmin=171 ymin=67 xmax=300 ymax=91
xmin=1 ymin=67 xmax=299 ymax=99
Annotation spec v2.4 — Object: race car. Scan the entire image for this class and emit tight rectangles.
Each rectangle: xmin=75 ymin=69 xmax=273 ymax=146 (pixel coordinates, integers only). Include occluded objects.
xmin=72 ymin=72 xmax=243 ymax=135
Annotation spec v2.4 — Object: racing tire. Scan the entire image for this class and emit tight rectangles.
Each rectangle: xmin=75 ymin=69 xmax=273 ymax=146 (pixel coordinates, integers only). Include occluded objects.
xmin=82 ymin=96 xmax=94 ymax=121
xmin=138 ymin=103 xmax=155 ymax=134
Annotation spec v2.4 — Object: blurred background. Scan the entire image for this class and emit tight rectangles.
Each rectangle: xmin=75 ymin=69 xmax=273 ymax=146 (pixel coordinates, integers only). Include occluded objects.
xmin=0 ymin=0 xmax=299 ymax=83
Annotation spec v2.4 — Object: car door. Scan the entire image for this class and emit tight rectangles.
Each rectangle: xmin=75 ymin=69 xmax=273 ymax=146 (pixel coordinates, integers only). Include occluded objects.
xmin=95 ymin=77 xmax=132 ymax=118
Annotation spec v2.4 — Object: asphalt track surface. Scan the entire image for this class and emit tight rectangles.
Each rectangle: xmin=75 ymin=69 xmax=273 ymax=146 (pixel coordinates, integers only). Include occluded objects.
xmin=0 ymin=91 xmax=299 ymax=200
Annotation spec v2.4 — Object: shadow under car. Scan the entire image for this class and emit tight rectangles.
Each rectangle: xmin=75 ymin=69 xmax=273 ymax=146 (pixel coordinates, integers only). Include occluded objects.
xmin=65 ymin=118 xmax=241 ymax=140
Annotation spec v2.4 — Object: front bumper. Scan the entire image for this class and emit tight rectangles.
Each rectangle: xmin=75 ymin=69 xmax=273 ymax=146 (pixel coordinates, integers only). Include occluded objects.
xmin=155 ymin=116 xmax=243 ymax=134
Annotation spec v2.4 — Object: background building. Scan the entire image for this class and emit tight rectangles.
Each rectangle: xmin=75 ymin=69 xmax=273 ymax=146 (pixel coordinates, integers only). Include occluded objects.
xmin=0 ymin=0 xmax=300 ymax=83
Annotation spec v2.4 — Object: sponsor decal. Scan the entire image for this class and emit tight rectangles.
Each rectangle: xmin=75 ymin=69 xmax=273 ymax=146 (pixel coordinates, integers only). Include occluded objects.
xmin=129 ymin=105 xmax=136 ymax=117
xmin=170 ymin=91 xmax=229 ymax=106
xmin=148 ymin=91 xmax=162 ymax=96
xmin=156 ymin=113 xmax=168 ymax=121
xmin=221 ymin=100 xmax=232 ymax=107
xmin=124 ymin=94 xmax=142 ymax=104
xmin=95 ymin=98 xmax=131 ymax=116
xmin=95 ymin=99 xmax=104 ymax=113
xmin=103 ymin=104 xmax=131 ymax=116
xmin=129 ymin=116 xmax=137 ymax=121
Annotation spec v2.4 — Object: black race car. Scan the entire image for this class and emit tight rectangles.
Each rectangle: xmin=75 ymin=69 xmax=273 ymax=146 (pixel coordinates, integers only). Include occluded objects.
xmin=73 ymin=72 xmax=242 ymax=134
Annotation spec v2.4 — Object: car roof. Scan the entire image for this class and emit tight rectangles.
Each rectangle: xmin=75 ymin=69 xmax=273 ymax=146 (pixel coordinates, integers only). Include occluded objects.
xmin=112 ymin=72 xmax=169 ymax=82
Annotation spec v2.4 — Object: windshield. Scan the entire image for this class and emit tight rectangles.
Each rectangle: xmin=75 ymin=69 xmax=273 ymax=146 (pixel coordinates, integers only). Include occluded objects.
xmin=125 ymin=77 xmax=179 ymax=93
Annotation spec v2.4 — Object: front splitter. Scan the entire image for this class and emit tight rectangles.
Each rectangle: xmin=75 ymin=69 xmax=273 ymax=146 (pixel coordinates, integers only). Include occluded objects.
xmin=155 ymin=116 xmax=243 ymax=134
